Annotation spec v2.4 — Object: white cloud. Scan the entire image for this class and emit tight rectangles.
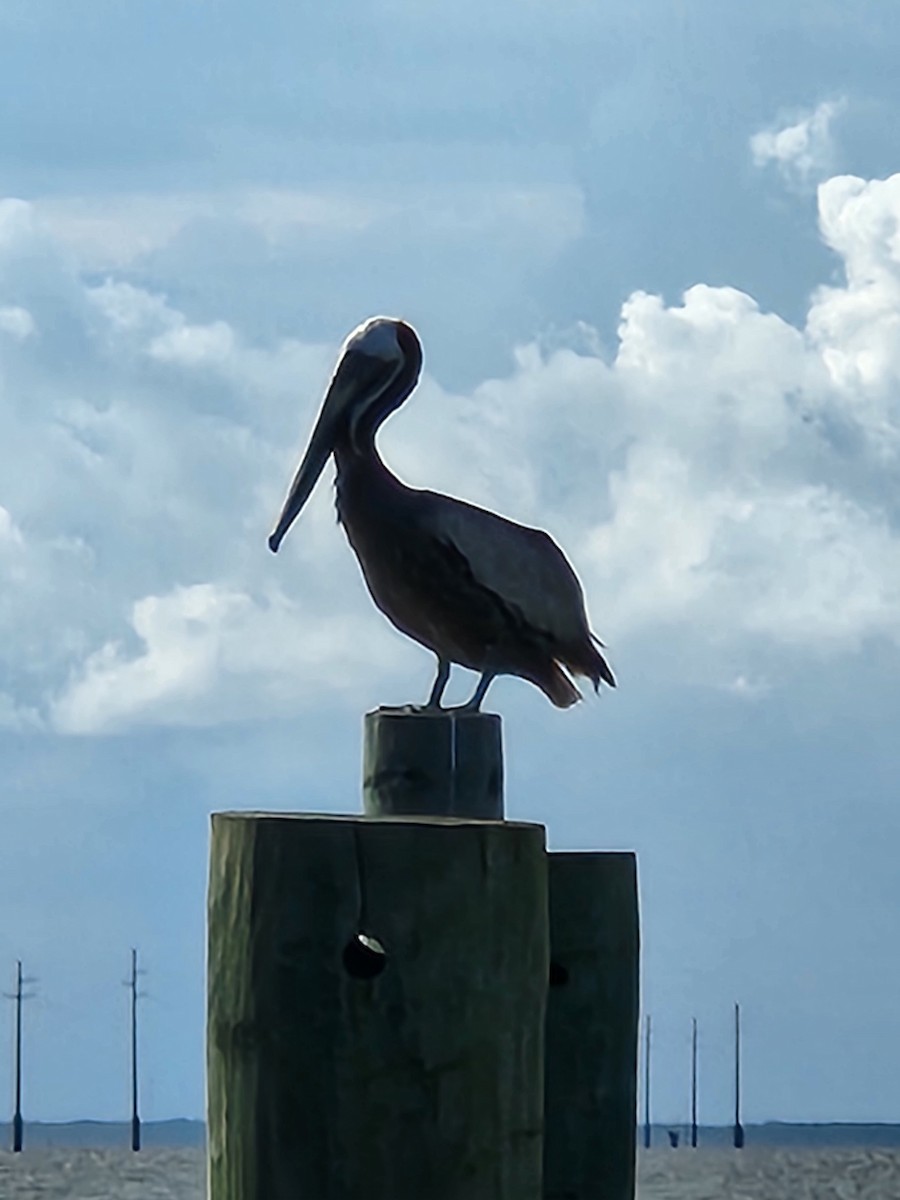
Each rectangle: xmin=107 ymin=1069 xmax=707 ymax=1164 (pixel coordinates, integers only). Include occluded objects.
xmin=386 ymin=188 xmax=900 ymax=662
xmin=51 ymin=583 xmax=399 ymax=734
xmin=751 ymin=99 xmax=846 ymax=191
xmin=0 ymin=304 xmax=35 ymax=339
xmin=4 ymin=174 xmax=900 ymax=731
xmin=808 ymin=173 xmax=900 ymax=452
xmin=148 ymin=320 xmax=236 ymax=367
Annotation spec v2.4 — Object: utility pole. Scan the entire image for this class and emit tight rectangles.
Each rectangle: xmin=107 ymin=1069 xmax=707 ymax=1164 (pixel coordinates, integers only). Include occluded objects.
xmin=124 ymin=949 xmax=146 ymax=1152
xmin=642 ymin=1014 xmax=651 ymax=1149
xmin=5 ymin=961 xmax=36 ymax=1152
xmin=733 ymin=1002 xmax=744 ymax=1149
xmin=690 ymin=1017 xmax=698 ymax=1148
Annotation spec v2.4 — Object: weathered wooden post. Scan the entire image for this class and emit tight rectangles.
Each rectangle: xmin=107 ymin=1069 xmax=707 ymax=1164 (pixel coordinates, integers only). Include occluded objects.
xmin=543 ymin=852 xmax=640 ymax=1200
xmin=363 ymin=708 xmax=503 ymax=817
xmin=207 ymin=809 xmax=548 ymax=1200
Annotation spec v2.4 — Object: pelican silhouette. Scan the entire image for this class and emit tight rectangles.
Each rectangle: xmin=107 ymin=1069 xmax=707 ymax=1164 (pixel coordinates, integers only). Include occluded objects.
xmin=268 ymin=316 xmax=615 ymax=712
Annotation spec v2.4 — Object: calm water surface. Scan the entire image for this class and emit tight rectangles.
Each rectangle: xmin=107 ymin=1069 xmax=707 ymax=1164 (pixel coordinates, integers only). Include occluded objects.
xmin=2 ymin=1146 xmax=900 ymax=1198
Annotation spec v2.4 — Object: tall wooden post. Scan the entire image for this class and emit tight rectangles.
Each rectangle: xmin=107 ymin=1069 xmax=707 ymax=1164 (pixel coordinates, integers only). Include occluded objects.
xmin=543 ymin=852 xmax=639 ymax=1200
xmin=207 ymin=812 xmax=548 ymax=1200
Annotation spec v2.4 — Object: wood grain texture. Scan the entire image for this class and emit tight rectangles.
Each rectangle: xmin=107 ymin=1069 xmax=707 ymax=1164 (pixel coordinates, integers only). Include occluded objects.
xmin=207 ymin=812 xmax=547 ymax=1200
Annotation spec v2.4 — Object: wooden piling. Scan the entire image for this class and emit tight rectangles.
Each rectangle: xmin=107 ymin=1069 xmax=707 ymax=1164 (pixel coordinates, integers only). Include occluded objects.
xmin=543 ymin=851 xmax=640 ymax=1200
xmin=207 ymin=812 xmax=548 ymax=1200
xmin=363 ymin=709 xmax=503 ymax=818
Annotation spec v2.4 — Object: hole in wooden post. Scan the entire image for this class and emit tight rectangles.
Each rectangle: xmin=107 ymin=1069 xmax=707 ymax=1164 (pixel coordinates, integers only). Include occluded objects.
xmin=343 ymin=932 xmax=387 ymax=980
xmin=549 ymin=960 xmax=569 ymax=987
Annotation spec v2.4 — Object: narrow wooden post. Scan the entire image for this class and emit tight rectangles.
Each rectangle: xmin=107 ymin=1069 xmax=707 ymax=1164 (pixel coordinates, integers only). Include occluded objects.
xmin=363 ymin=709 xmax=503 ymax=818
xmin=543 ymin=852 xmax=640 ymax=1200
xmin=207 ymin=812 xmax=548 ymax=1200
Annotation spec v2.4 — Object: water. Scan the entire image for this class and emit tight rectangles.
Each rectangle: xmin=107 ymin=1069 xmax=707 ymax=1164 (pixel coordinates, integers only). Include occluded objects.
xmin=2 ymin=1146 xmax=899 ymax=1198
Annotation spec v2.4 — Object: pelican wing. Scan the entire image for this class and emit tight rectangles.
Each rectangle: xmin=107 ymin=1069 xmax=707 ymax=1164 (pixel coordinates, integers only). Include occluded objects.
xmin=421 ymin=491 xmax=593 ymax=647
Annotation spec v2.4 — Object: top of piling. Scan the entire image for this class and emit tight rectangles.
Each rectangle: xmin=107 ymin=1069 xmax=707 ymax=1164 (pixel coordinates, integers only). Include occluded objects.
xmin=363 ymin=707 xmax=505 ymax=820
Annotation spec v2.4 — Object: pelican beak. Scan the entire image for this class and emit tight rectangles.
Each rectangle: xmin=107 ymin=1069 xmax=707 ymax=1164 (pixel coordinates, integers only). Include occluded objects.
xmin=268 ymin=376 xmax=347 ymax=553
xmin=269 ymin=329 xmax=402 ymax=553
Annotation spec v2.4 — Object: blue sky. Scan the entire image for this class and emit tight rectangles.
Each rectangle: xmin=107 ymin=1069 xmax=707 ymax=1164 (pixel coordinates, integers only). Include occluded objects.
xmin=1 ymin=0 xmax=900 ymax=1126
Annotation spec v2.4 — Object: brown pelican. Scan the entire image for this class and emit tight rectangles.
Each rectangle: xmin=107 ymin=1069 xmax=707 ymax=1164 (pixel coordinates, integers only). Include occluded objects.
xmin=268 ymin=316 xmax=615 ymax=711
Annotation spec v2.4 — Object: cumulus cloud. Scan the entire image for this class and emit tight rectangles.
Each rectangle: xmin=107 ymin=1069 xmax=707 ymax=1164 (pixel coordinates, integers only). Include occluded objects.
xmin=810 ymin=172 xmax=900 ymax=450
xmin=397 ymin=278 xmax=900 ymax=666
xmin=751 ymin=99 xmax=846 ymax=191
xmin=3 ymin=173 xmax=900 ymax=731
xmin=51 ymin=583 xmax=398 ymax=734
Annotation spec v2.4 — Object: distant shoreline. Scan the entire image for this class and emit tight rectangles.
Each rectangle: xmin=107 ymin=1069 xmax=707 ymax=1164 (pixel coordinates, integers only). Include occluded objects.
xmin=2 ymin=1120 xmax=899 ymax=1150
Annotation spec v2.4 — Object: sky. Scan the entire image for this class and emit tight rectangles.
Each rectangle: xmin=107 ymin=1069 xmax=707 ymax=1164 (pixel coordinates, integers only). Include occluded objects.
xmin=1 ymin=0 xmax=900 ymax=1127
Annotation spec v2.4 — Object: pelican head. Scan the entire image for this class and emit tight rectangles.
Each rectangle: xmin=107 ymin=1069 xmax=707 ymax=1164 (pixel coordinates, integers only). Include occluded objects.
xmin=268 ymin=316 xmax=423 ymax=553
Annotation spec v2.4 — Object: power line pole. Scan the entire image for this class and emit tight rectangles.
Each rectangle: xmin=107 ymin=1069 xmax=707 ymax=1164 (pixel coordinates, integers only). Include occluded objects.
xmin=4 ymin=961 xmax=36 ymax=1152
xmin=642 ymin=1014 xmax=651 ymax=1149
xmin=690 ymin=1017 xmax=698 ymax=1148
xmin=124 ymin=949 xmax=146 ymax=1152
xmin=733 ymin=1002 xmax=744 ymax=1150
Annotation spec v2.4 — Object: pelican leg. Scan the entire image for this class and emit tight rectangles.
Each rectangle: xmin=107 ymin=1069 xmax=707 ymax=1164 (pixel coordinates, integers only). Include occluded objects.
xmin=457 ymin=671 xmax=496 ymax=713
xmin=423 ymin=657 xmax=451 ymax=710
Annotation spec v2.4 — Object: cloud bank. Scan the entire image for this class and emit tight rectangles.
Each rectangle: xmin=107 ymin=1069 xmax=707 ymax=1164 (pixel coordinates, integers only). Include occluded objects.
xmin=2 ymin=172 xmax=900 ymax=733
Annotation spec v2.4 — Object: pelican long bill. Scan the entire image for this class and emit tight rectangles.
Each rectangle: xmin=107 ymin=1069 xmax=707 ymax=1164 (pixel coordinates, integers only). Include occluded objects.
xmin=267 ymin=370 xmax=355 ymax=553
xmin=268 ymin=341 xmax=403 ymax=553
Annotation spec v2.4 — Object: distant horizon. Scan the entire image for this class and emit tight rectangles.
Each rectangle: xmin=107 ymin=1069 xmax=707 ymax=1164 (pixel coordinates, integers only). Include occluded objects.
xmin=5 ymin=1116 xmax=900 ymax=1157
